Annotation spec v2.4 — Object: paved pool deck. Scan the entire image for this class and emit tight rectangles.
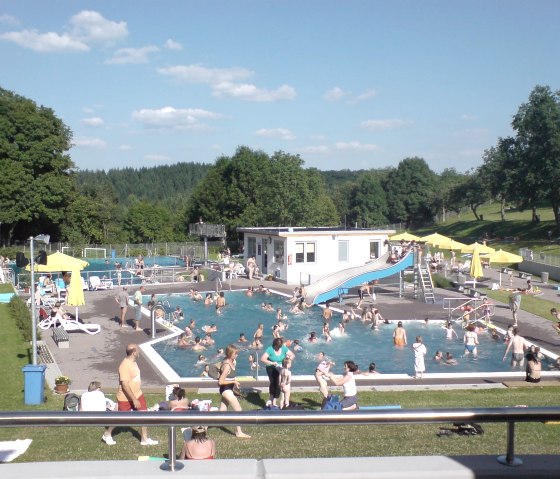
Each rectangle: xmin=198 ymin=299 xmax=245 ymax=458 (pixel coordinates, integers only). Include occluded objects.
xmin=38 ymin=266 xmax=560 ymax=393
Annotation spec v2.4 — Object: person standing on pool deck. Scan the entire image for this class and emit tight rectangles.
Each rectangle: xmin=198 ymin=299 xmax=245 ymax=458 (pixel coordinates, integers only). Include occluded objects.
xmin=103 ymin=344 xmax=158 ymax=446
xmin=115 ymin=286 xmax=129 ymax=328
xmin=218 ymin=344 xmax=250 ymax=438
xmin=503 ymin=327 xmax=527 ymax=368
xmin=509 ymin=289 xmax=522 ymax=325
xmin=393 ymin=321 xmax=407 ymax=347
xmin=260 ymin=337 xmax=295 ymax=408
xmin=412 ymin=336 xmax=427 ymax=379
xmin=133 ymin=286 xmax=145 ymax=331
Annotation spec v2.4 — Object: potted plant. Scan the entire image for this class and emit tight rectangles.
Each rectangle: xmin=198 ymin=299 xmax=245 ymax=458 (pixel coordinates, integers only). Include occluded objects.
xmin=54 ymin=375 xmax=72 ymax=394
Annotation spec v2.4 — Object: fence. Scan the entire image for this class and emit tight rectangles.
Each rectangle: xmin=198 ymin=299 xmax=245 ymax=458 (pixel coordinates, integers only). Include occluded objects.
xmin=1 ymin=407 xmax=559 ymax=470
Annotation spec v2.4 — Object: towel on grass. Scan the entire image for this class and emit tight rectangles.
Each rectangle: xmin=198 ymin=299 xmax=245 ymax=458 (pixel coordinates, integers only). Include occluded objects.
xmin=0 ymin=439 xmax=32 ymax=462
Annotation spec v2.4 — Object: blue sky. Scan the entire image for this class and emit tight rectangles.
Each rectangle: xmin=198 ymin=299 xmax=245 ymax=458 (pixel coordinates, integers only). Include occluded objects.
xmin=1 ymin=1 xmax=559 ymax=173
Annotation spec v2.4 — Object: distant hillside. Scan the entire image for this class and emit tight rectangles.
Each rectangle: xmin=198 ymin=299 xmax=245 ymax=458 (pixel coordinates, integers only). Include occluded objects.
xmin=76 ymin=162 xmax=212 ymax=207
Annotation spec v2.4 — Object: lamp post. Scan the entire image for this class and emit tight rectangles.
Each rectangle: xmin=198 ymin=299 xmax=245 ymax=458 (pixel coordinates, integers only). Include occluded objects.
xmin=29 ymin=234 xmax=50 ymax=366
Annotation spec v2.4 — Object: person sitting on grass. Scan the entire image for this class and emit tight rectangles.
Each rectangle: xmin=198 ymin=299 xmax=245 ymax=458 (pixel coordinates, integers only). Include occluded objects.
xmin=178 ymin=426 xmax=215 ymax=460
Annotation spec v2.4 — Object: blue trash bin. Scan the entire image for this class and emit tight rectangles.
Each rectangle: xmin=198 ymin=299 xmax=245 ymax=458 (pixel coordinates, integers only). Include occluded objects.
xmin=22 ymin=364 xmax=46 ymax=405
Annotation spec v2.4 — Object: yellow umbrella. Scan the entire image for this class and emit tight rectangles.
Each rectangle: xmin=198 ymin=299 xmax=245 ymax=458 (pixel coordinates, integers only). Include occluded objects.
xmin=461 ymin=242 xmax=495 ymax=254
xmin=419 ymin=232 xmax=450 ymax=246
xmin=25 ymin=251 xmax=89 ymax=273
xmin=66 ymin=270 xmax=85 ymax=321
xmin=437 ymin=238 xmax=468 ymax=250
xmin=470 ymin=245 xmax=484 ymax=288
xmin=481 ymin=249 xmax=523 ymax=286
xmin=390 ymin=232 xmax=420 ymax=241
xmin=482 ymin=249 xmax=523 ymax=264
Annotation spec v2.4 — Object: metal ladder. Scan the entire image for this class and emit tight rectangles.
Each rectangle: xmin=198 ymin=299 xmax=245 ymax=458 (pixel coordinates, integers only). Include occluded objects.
xmin=417 ymin=265 xmax=436 ymax=303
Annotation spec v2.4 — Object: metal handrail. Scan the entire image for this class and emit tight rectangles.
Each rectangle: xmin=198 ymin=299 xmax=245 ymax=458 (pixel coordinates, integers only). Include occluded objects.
xmin=1 ymin=407 xmax=560 ymax=470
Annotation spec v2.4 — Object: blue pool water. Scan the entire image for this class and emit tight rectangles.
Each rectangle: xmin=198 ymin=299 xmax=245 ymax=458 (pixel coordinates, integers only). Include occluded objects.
xmin=151 ymin=291 xmax=542 ymax=378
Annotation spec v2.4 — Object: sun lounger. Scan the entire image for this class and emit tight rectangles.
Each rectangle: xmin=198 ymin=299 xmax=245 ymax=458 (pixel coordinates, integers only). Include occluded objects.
xmin=60 ymin=318 xmax=101 ymax=335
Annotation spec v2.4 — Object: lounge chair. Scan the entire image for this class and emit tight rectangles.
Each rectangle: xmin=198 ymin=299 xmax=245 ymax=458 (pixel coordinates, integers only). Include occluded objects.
xmin=38 ymin=312 xmax=60 ymax=330
xmin=60 ymin=318 xmax=101 ymax=335
xmin=89 ymin=276 xmax=111 ymax=290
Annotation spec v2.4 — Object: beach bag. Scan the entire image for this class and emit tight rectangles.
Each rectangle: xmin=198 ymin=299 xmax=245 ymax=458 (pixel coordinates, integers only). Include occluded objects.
xmin=322 ymin=395 xmax=342 ymax=411
xmin=63 ymin=393 xmax=80 ymax=412
xmin=208 ymin=362 xmax=222 ymax=380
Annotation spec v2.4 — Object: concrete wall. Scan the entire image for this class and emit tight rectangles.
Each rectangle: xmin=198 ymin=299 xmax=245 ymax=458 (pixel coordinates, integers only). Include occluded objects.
xmin=519 ymin=260 xmax=560 ymax=282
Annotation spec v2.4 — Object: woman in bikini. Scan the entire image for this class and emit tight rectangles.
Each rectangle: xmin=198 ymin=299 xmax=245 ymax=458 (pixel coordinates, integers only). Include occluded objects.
xmin=218 ymin=344 xmax=250 ymax=438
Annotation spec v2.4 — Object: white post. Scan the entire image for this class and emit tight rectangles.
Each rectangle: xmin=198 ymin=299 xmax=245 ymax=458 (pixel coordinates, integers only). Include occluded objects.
xmin=29 ymin=237 xmax=37 ymax=366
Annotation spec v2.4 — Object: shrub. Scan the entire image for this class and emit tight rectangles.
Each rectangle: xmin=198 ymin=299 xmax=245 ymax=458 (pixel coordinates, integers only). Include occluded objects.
xmin=8 ymin=295 xmax=39 ymax=342
xmin=432 ymin=274 xmax=453 ymax=289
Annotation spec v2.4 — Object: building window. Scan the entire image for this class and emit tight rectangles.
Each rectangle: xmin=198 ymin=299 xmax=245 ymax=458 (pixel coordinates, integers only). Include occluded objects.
xmin=248 ymin=238 xmax=256 ymax=258
xmin=338 ymin=240 xmax=349 ymax=262
xmin=370 ymin=241 xmax=380 ymax=260
xmin=295 ymin=242 xmax=316 ymax=263
xmin=274 ymin=240 xmax=284 ymax=264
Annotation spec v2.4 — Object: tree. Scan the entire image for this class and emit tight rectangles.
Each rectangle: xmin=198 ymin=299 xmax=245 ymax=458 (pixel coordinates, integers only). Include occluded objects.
xmin=348 ymin=172 xmax=388 ymax=227
xmin=448 ymin=171 xmax=490 ymax=221
xmin=125 ymin=200 xmax=176 ymax=243
xmin=0 ymin=87 xmax=74 ymax=244
xmin=478 ymin=137 xmax=518 ymax=221
xmin=512 ymin=85 xmax=560 ymax=226
xmin=185 ymin=146 xmax=339 ymax=237
xmin=383 ymin=157 xmax=438 ymax=227
xmin=433 ymin=168 xmax=467 ymax=223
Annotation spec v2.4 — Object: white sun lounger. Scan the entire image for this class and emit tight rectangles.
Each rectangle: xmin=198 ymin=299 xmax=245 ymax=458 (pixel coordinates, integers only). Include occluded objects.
xmin=60 ymin=319 xmax=101 ymax=335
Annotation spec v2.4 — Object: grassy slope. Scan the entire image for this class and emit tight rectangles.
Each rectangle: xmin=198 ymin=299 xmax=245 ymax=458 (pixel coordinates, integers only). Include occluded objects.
xmin=415 ymin=203 xmax=560 ymax=255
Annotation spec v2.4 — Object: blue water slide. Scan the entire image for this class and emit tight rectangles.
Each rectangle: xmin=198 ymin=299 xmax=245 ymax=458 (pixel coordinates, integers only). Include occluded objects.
xmin=305 ymin=251 xmax=415 ymax=305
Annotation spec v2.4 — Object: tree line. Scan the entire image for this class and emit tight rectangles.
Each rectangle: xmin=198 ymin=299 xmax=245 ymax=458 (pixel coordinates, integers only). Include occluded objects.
xmin=1 ymin=84 xmax=559 ymax=248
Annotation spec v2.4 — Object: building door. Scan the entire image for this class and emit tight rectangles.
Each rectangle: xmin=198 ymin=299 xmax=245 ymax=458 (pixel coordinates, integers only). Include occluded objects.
xmin=370 ymin=241 xmax=380 ymax=260
xmin=261 ymin=238 xmax=268 ymax=274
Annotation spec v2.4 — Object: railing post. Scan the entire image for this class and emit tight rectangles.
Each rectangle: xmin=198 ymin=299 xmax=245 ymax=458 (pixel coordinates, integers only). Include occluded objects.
xmin=497 ymin=420 xmax=522 ymax=467
xmin=160 ymin=425 xmax=184 ymax=471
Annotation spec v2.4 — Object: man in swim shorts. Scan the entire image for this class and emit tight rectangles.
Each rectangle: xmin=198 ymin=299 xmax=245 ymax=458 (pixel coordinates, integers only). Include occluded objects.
xmin=503 ymin=327 xmax=527 ymax=368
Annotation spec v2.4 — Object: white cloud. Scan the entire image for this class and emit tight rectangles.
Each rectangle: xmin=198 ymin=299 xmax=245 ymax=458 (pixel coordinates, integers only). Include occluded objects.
xmin=73 ymin=137 xmax=107 ymax=148
xmin=360 ymin=119 xmax=410 ymax=129
xmin=0 ymin=10 xmax=127 ymax=53
xmin=254 ymin=128 xmax=295 ymax=140
xmin=69 ymin=10 xmax=128 ymax=46
xmin=0 ymin=29 xmax=89 ymax=52
xmin=298 ymin=145 xmax=329 ymax=154
xmin=106 ymin=45 xmax=159 ymax=64
xmin=118 ymin=144 xmax=132 ymax=151
xmin=213 ymin=82 xmax=296 ymax=102
xmin=157 ymin=64 xmax=252 ymax=84
xmin=350 ymin=89 xmax=377 ymax=103
xmin=132 ymin=106 xmax=223 ymax=129
xmin=144 ymin=154 xmax=170 ymax=162
xmin=334 ymin=141 xmax=379 ymax=152
xmin=460 ymin=114 xmax=477 ymax=121
xmin=81 ymin=117 xmax=104 ymax=127
xmin=158 ymin=64 xmax=296 ymax=102
xmin=0 ymin=14 xmax=19 ymax=26
xmin=324 ymin=87 xmax=349 ymax=102
xmin=164 ymin=38 xmax=183 ymax=51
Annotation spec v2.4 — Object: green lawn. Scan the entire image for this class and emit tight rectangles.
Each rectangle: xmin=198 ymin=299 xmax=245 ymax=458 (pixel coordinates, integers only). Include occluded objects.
xmin=2 ymin=302 xmax=560 ymax=463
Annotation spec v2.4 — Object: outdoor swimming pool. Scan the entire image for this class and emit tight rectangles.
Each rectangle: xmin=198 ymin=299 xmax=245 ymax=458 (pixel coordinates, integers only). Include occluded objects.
xmin=150 ymin=290 xmax=554 ymax=378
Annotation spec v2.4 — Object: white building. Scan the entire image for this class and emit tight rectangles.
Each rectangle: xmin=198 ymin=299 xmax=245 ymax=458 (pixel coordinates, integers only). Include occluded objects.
xmin=237 ymin=227 xmax=396 ymax=285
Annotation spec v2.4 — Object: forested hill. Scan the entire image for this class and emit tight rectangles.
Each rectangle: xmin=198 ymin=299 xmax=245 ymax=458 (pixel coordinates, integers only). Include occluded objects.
xmin=76 ymin=162 xmax=212 ymax=207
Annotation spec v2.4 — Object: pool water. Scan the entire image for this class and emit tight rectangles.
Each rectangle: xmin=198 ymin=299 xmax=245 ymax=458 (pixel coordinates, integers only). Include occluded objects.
xmin=151 ymin=290 xmax=545 ymax=378
xmin=85 ymin=256 xmax=186 ymax=285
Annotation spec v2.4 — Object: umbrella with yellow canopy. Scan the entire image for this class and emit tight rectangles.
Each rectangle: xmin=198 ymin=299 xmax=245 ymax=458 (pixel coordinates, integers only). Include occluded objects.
xmin=461 ymin=242 xmax=496 ymax=254
xmin=25 ymin=251 xmax=89 ymax=273
xmin=66 ymin=269 xmax=86 ymax=321
xmin=469 ymin=244 xmax=484 ymax=288
xmin=390 ymin=232 xmax=420 ymax=242
xmin=481 ymin=249 xmax=524 ymax=286
xmin=419 ymin=232 xmax=451 ymax=246
xmin=436 ymin=238 xmax=468 ymax=251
